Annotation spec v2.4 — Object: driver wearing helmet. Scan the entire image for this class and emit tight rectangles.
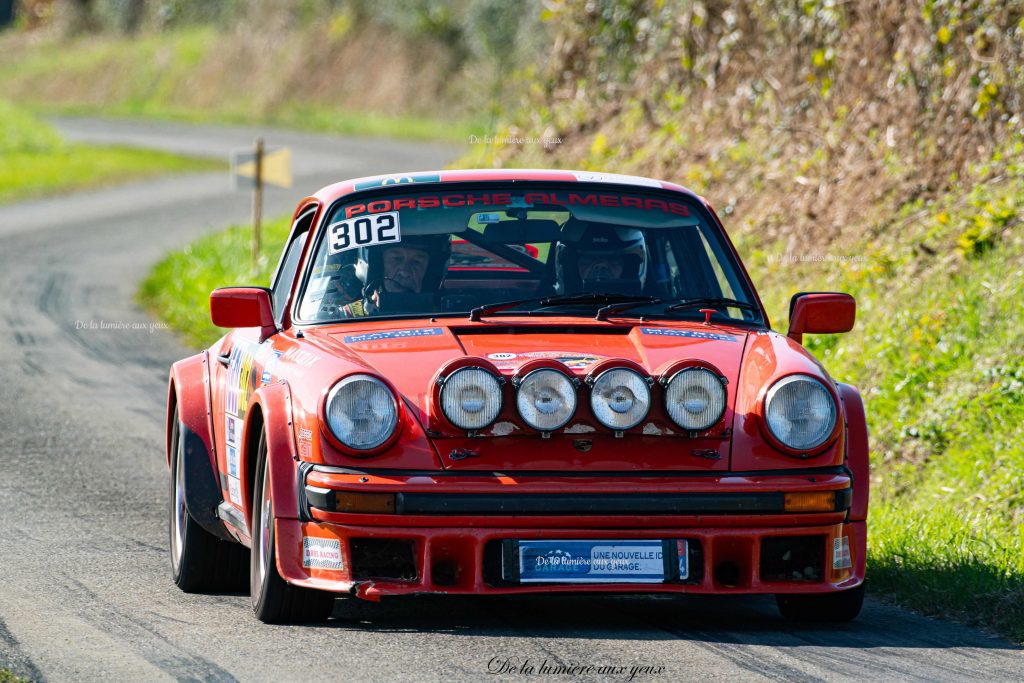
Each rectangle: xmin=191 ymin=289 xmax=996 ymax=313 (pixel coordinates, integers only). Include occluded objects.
xmin=340 ymin=234 xmax=452 ymax=317
xmin=556 ymin=220 xmax=648 ymax=296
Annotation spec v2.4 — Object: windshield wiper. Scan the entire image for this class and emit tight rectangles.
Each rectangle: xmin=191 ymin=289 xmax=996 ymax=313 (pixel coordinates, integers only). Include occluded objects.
xmin=469 ymin=293 xmax=658 ymax=322
xmin=595 ymin=296 xmax=759 ymax=322
xmin=663 ymin=297 xmax=759 ymax=314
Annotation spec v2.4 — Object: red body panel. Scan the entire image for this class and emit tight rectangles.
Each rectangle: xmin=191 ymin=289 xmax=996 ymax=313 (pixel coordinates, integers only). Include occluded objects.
xmin=276 ymin=520 xmax=865 ymax=599
xmin=167 ymin=169 xmax=868 ymax=601
xmin=167 ymin=352 xmax=216 ymax=472
xmin=838 ymin=383 xmax=870 ymax=521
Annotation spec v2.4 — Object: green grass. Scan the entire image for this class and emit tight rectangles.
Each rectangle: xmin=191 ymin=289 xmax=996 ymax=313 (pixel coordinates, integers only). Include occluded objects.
xmin=0 ymin=29 xmax=482 ymax=144
xmin=138 ymin=216 xmax=292 ymax=348
xmin=0 ymin=100 xmax=221 ymax=204
xmin=0 ymin=670 xmax=30 ymax=683
xmin=736 ymin=146 xmax=1024 ymax=639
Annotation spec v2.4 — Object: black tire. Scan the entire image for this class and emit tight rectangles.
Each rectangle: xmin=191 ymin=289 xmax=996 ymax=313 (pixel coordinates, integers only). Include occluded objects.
xmin=775 ymin=583 xmax=865 ymax=622
xmin=169 ymin=406 xmax=249 ymax=592
xmin=250 ymin=429 xmax=335 ymax=623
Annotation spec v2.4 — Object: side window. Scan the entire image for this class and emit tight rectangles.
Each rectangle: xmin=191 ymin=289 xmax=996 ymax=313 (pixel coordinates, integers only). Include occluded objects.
xmin=271 ymin=208 xmax=315 ymax=326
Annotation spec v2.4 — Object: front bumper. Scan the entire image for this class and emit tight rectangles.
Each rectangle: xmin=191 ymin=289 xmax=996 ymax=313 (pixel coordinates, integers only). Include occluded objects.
xmin=275 ymin=466 xmax=866 ymax=600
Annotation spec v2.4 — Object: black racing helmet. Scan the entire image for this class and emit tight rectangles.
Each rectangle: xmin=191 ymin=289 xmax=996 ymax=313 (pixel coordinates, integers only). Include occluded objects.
xmin=556 ymin=220 xmax=647 ymax=295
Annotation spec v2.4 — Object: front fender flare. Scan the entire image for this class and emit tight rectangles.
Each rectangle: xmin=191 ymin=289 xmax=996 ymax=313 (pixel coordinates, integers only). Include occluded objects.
xmin=837 ymin=383 xmax=869 ymax=521
xmin=245 ymin=381 xmax=302 ymax=522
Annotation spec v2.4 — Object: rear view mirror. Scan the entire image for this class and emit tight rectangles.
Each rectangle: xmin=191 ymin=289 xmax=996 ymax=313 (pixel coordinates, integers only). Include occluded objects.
xmin=788 ymin=292 xmax=856 ymax=344
xmin=482 ymin=219 xmax=561 ymax=244
xmin=210 ymin=287 xmax=277 ymax=341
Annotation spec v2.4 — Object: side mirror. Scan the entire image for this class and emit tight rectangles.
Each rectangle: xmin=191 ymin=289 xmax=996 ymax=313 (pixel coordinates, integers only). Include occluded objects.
xmin=788 ymin=292 xmax=856 ymax=345
xmin=210 ymin=287 xmax=277 ymax=342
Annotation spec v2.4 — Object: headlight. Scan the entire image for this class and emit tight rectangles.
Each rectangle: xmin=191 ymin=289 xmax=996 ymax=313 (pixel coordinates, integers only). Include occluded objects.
xmin=590 ymin=367 xmax=651 ymax=431
xmin=516 ymin=369 xmax=577 ymax=432
xmin=665 ymin=367 xmax=727 ymax=431
xmin=440 ymin=366 xmax=503 ymax=430
xmin=325 ymin=375 xmax=398 ymax=450
xmin=764 ymin=375 xmax=837 ymax=451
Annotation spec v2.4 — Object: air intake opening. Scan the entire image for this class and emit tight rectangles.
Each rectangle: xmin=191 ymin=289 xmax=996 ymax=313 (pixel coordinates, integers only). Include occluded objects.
xmin=350 ymin=539 xmax=418 ymax=581
xmin=760 ymin=536 xmax=825 ymax=583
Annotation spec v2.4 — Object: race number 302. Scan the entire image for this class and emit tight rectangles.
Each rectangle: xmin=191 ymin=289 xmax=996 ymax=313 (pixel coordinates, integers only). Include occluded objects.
xmin=327 ymin=212 xmax=402 ymax=254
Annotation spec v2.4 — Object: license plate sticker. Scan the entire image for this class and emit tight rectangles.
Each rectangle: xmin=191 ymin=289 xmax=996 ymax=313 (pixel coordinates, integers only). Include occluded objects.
xmin=516 ymin=540 xmax=666 ymax=583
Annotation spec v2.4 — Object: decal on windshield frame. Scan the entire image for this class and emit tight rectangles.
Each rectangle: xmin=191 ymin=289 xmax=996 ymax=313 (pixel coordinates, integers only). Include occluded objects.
xmin=343 ymin=191 xmax=690 ymax=219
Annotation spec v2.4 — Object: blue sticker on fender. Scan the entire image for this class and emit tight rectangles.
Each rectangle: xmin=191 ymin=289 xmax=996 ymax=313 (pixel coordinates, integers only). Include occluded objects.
xmin=343 ymin=327 xmax=443 ymax=344
xmin=640 ymin=327 xmax=738 ymax=342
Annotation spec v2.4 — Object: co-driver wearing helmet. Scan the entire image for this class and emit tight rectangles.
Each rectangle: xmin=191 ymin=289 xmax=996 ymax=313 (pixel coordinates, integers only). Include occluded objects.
xmin=556 ymin=220 xmax=648 ymax=296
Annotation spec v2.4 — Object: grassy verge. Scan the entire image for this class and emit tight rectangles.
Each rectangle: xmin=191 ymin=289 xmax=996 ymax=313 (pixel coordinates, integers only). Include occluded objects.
xmin=730 ymin=145 xmax=1024 ymax=639
xmin=0 ymin=101 xmax=221 ymax=204
xmin=0 ymin=28 xmax=482 ymax=144
xmin=138 ymin=216 xmax=292 ymax=349
xmin=0 ymin=670 xmax=30 ymax=683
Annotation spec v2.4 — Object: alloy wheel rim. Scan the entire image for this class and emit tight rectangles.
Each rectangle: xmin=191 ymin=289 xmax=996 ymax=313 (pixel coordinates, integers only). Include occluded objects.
xmin=258 ymin=464 xmax=272 ymax=585
xmin=171 ymin=433 xmax=186 ymax=571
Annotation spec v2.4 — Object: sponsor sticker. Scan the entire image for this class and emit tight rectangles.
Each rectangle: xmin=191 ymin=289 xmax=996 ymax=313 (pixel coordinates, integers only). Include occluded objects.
xmin=640 ymin=327 xmax=738 ymax=342
xmin=303 ymin=537 xmax=344 ymax=570
xmin=282 ymin=347 xmax=318 ymax=367
xmin=572 ymin=171 xmax=663 ymax=188
xmin=261 ymin=349 xmax=284 ymax=386
xmin=343 ymin=327 xmax=443 ymax=344
xmin=297 ymin=427 xmax=313 ymax=458
xmin=226 ymin=445 xmax=240 ymax=478
xmin=486 ymin=350 xmax=606 ymax=370
xmin=833 ymin=536 xmax=852 ymax=569
xmin=517 ymin=540 xmax=664 ymax=583
xmin=228 ymin=476 xmax=242 ymax=506
xmin=343 ymin=192 xmax=690 ymax=218
xmin=327 ymin=211 xmax=401 ymax=255
xmin=353 ymin=173 xmax=441 ymax=190
xmin=225 ymin=343 xmax=259 ymax=417
xmin=225 ymin=414 xmax=243 ymax=447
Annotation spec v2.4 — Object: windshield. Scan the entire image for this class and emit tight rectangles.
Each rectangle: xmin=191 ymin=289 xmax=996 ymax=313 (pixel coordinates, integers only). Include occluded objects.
xmin=296 ymin=184 xmax=761 ymax=324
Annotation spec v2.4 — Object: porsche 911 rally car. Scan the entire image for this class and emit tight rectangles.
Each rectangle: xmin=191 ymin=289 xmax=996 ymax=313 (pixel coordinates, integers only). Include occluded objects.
xmin=165 ymin=169 xmax=867 ymax=623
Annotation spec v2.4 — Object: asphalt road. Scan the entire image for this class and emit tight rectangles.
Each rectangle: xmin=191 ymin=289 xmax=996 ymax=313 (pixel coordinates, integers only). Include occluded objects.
xmin=0 ymin=118 xmax=1020 ymax=683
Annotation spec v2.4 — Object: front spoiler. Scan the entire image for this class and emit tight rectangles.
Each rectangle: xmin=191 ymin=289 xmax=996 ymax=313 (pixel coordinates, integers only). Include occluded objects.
xmin=274 ymin=519 xmax=866 ymax=601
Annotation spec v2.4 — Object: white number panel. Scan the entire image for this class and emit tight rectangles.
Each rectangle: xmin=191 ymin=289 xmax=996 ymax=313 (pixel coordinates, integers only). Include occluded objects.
xmin=327 ymin=212 xmax=402 ymax=254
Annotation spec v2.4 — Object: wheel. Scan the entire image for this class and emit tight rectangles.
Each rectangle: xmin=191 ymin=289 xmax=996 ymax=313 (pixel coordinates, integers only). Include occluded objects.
xmin=775 ymin=584 xmax=865 ymax=622
xmin=168 ymin=406 xmax=248 ymax=592
xmin=250 ymin=429 xmax=335 ymax=623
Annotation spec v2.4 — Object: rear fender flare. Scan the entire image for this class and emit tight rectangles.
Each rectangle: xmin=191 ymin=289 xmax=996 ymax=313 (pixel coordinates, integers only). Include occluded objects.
xmin=168 ymin=353 xmax=232 ymax=541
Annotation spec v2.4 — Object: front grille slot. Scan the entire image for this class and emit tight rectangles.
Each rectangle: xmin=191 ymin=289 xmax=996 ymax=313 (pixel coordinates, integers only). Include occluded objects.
xmin=350 ymin=538 xmax=418 ymax=581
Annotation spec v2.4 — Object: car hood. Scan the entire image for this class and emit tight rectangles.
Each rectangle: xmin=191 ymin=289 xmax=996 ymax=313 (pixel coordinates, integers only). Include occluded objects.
xmin=318 ymin=318 xmax=750 ymax=420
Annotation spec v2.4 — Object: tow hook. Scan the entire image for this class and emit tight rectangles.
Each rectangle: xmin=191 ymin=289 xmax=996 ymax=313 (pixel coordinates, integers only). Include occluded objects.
xmin=449 ymin=448 xmax=479 ymax=461
xmin=692 ymin=448 xmax=721 ymax=460
xmin=352 ymin=581 xmax=382 ymax=602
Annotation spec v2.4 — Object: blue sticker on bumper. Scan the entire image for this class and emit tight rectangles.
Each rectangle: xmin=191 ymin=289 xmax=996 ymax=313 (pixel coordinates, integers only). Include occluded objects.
xmin=517 ymin=540 xmax=665 ymax=583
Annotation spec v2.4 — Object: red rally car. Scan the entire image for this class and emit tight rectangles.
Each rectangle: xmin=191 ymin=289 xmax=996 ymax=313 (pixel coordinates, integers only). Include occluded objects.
xmin=165 ymin=169 xmax=868 ymax=624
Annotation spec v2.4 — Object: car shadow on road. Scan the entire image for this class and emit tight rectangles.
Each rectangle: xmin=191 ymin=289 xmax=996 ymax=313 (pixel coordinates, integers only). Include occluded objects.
xmin=304 ymin=592 xmax=1020 ymax=651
